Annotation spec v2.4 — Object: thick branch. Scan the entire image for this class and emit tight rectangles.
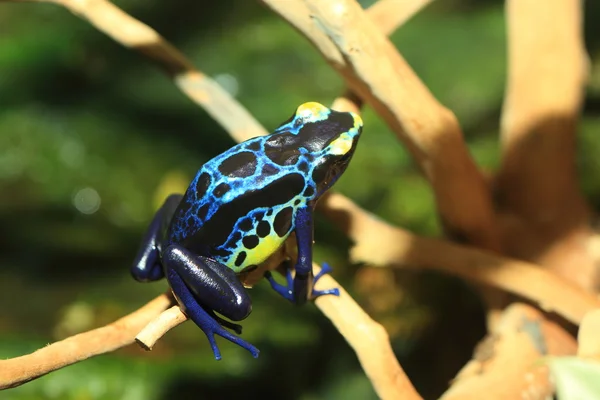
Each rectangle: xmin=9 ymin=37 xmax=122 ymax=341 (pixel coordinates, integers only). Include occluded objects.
xmin=261 ymin=0 xmax=500 ymax=251
xmin=497 ymin=0 xmax=594 ymax=288
xmin=0 ymin=294 xmax=173 ymax=389
xmin=499 ymin=0 xmax=587 ymax=219
xmin=441 ymin=303 xmax=576 ymax=399
xmin=366 ymin=0 xmax=433 ymax=37
xmin=319 ymin=192 xmax=600 ymax=325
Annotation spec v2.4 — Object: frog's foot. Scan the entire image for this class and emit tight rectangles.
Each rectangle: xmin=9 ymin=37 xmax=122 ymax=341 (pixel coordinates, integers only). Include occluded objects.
xmin=264 ymin=269 xmax=294 ymax=302
xmin=264 ymin=262 xmax=340 ymax=303
xmin=310 ymin=262 xmax=340 ymax=299
xmin=167 ymin=269 xmax=259 ymax=360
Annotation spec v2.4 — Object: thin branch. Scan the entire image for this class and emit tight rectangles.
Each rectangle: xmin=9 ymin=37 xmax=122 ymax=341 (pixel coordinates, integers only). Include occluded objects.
xmin=314 ymin=265 xmax=422 ymax=400
xmin=366 ymin=0 xmax=433 ymax=37
xmin=135 ymin=266 xmax=424 ymax=400
xmin=261 ymin=0 xmax=500 ymax=251
xmin=136 ymin=305 xmax=187 ymax=350
xmin=496 ymin=0 xmax=594 ymax=288
xmin=9 ymin=0 xmax=268 ymax=143
xmin=318 ymin=192 xmax=600 ymax=325
xmin=0 ymin=294 xmax=173 ymax=389
xmin=441 ymin=303 xmax=576 ymax=399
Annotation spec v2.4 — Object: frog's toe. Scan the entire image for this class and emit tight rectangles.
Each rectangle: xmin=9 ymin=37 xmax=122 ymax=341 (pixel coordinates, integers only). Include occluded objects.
xmin=265 ymin=269 xmax=294 ymax=302
xmin=310 ymin=262 xmax=340 ymax=299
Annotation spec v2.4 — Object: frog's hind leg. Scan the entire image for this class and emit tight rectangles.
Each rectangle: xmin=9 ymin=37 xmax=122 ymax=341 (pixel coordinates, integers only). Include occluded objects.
xmin=163 ymin=244 xmax=259 ymax=360
xmin=131 ymin=194 xmax=182 ymax=282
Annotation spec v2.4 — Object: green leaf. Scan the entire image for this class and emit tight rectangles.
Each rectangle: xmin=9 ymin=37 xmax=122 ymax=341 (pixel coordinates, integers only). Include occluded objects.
xmin=549 ymin=357 xmax=600 ymax=400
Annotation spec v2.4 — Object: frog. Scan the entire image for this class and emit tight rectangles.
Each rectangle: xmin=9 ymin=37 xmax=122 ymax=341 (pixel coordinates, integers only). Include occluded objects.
xmin=131 ymin=102 xmax=363 ymax=360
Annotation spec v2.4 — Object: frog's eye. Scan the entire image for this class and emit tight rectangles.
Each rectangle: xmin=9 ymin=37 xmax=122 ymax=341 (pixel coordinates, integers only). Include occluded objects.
xmin=295 ymin=102 xmax=330 ymax=124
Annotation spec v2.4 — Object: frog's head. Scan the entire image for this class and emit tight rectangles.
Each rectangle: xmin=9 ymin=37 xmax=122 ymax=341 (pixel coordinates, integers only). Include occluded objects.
xmin=270 ymin=102 xmax=363 ymax=195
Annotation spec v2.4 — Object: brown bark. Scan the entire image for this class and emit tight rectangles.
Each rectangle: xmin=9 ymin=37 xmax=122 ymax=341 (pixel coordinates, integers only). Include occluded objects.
xmin=497 ymin=0 xmax=595 ymax=290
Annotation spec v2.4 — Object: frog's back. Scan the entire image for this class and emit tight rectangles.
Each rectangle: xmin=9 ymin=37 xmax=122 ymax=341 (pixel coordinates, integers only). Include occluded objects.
xmin=167 ymin=136 xmax=313 ymax=272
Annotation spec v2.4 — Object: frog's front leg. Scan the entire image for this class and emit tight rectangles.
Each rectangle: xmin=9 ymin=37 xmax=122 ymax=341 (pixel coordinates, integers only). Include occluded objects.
xmin=265 ymin=206 xmax=340 ymax=304
xmin=131 ymin=194 xmax=182 ymax=282
xmin=162 ymin=244 xmax=259 ymax=360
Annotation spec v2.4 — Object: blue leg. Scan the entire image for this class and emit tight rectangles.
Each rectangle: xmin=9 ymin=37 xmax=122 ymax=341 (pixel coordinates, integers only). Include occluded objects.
xmin=131 ymin=194 xmax=182 ymax=282
xmin=264 ymin=261 xmax=294 ymax=301
xmin=163 ymin=244 xmax=259 ymax=359
xmin=312 ymin=262 xmax=340 ymax=297
xmin=265 ymin=207 xmax=340 ymax=304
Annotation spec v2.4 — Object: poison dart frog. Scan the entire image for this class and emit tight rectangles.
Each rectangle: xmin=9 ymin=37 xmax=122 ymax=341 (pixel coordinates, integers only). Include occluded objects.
xmin=131 ymin=102 xmax=363 ymax=359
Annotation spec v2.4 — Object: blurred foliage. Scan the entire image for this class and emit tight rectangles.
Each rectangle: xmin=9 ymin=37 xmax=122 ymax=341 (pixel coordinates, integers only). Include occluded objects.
xmin=1 ymin=1 xmax=600 ymax=399
xmin=549 ymin=357 xmax=600 ymax=400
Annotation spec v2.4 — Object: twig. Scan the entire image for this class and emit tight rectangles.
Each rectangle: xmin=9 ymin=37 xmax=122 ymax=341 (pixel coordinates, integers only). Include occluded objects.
xmin=135 ymin=305 xmax=187 ymax=350
xmin=8 ymin=0 xmax=268 ymax=143
xmin=0 ymin=294 xmax=173 ymax=389
xmin=496 ymin=0 xmax=594 ymax=288
xmin=318 ymin=192 xmax=600 ymax=325
xmin=261 ymin=0 xmax=500 ymax=251
xmin=135 ymin=267 xmax=424 ymax=400
xmin=441 ymin=303 xmax=576 ymax=399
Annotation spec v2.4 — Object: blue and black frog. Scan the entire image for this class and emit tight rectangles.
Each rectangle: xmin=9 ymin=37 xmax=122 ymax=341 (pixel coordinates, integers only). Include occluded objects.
xmin=131 ymin=102 xmax=363 ymax=359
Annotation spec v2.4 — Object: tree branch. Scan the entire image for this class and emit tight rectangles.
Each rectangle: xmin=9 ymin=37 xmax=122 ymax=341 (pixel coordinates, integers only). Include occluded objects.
xmin=134 ymin=265 xmax=424 ymax=400
xmin=9 ymin=0 xmax=269 ymax=142
xmin=366 ymin=0 xmax=433 ymax=37
xmin=496 ymin=0 xmax=595 ymax=289
xmin=318 ymin=192 xmax=600 ymax=325
xmin=261 ymin=0 xmax=500 ymax=251
xmin=578 ymin=309 xmax=600 ymax=358
xmin=441 ymin=303 xmax=576 ymax=399
xmin=0 ymin=294 xmax=174 ymax=389
xmin=1 ymin=3 xmax=423 ymax=396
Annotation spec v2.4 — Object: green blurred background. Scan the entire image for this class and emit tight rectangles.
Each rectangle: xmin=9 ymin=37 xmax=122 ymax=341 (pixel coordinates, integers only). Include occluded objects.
xmin=2 ymin=0 xmax=600 ymax=399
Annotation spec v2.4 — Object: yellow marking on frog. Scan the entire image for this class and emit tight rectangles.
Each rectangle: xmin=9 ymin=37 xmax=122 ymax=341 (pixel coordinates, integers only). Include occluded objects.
xmin=233 ymin=232 xmax=288 ymax=272
xmin=350 ymin=112 xmax=363 ymax=129
xmin=328 ymin=131 xmax=354 ymax=155
xmin=296 ymin=102 xmax=329 ymax=123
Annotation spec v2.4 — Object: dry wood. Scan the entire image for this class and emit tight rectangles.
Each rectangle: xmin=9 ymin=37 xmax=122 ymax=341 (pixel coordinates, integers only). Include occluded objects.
xmin=261 ymin=0 xmax=500 ymax=251
xmin=135 ymin=265 xmax=424 ymax=400
xmin=497 ymin=0 xmax=595 ymax=289
xmin=441 ymin=303 xmax=576 ymax=400
xmin=0 ymin=2 xmax=422 ymax=397
xmin=319 ymin=192 xmax=600 ymax=325
xmin=9 ymin=0 xmax=268 ymax=142
xmin=578 ymin=309 xmax=600 ymax=358
xmin=0 ymin=294 xmax=173 ymax=389
xmin=365 ymin=0 xmax=433 ymax=37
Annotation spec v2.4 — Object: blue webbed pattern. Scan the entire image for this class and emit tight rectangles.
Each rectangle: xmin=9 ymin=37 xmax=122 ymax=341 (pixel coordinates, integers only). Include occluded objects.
xmin=166 ymin=103 xmax=362 ymax=273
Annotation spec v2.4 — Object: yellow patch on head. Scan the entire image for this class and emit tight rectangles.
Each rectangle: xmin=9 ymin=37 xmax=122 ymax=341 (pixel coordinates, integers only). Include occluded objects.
xmin=350 ymin=112 xmax=363 ymax=129
xmin=328 ymin=132 xmax=353 ymax=155
xmin=296 ymin=102 xmax=329 ymax=123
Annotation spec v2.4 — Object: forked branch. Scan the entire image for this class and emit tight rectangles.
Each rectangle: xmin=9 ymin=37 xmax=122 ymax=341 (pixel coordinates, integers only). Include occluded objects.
xmin=319 ymin=192 xmax=600 ymax=325
xmin=261 ymin=0 xmax=500 ymax=252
